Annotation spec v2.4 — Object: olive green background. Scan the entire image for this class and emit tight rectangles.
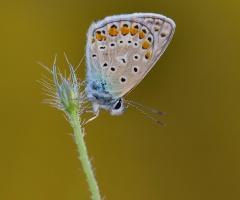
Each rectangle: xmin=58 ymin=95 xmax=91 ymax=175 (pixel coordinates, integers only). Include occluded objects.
xmin=1 ymin=0 xmax=240 ymax=199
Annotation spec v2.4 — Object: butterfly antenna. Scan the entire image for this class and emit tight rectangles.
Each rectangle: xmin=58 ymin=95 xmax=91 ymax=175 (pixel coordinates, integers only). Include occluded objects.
xmin=124 ymin=102 xmax=166 ymax=126
xmin=124 ymin=100 xmax=165 ymax=115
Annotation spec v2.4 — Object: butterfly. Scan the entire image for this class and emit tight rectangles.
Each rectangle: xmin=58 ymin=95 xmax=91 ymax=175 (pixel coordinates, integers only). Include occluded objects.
xmin=84 ymin=13 xmax=175 ymax=125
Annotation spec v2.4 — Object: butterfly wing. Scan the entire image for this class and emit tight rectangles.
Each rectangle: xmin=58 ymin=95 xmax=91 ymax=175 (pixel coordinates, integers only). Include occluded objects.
xmin=86 ymin=13 xmax=175 ymax=98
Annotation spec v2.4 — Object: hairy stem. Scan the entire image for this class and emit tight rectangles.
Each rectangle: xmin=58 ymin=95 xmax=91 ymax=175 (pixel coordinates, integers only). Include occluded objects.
xmin=70 ymin=112 xmax=101 ymax=200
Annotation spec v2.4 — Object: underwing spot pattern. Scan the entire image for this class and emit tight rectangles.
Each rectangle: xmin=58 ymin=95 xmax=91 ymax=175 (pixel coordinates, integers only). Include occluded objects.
xmin=99 ymin=45 xmax=107 ymax=51
xmin=145 ymin=50 xmax=151 ymax=59
xmin=88 ymin=14 xmax=175 ymax=97
xmin=110 ymin=42 xmax=116 ymax=49
xmin=133 ymin=41 xmax=139 ymax=48
xmin=161 ymin=33 xmax=167 ymax=37
xmin=110 ymin=66 xmax=116 ymax=72
xmin=108 ymin=24 xmax=118 ymax=36
xmin=86 ymin=13 xmax=175 ymax=116
xmin=120 ymin=76 xmax=127 ymax=84
xmin=132 ymin=66 xmax=139 ymax=73
xmin=133 ymin=54 xmax=140 ymax=61
xmin=102 ymin=63 xmax=108 ymax=68
xmin=96 ymin=31 xmax=106 ymax=41
xmin=121 ymin=58 xmax=126 ymax=64
xmin=118 ymin=40 xmax=124 ymax=46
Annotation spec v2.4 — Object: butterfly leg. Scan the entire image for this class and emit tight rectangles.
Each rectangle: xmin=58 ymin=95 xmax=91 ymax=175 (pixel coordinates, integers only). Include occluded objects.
xmin=82 ymin=109 xmax=99 ymax=125
xmin=80 ymin=110 xmax=94 ymax=114
xmin=81 ymin=106 xmax=93 ymax=110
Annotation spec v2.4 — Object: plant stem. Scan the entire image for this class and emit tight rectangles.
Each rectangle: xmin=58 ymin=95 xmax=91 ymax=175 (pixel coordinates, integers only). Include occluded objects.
xmin=70 ymin=111 xmax=101 ymax=200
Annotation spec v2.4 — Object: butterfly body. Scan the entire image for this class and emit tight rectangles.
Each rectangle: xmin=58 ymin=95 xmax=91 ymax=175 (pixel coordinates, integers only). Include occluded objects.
xmin=84 ymin=13 xmax=175 ymax=119
xmin=85 ymin=80 xmax=125 ymax=115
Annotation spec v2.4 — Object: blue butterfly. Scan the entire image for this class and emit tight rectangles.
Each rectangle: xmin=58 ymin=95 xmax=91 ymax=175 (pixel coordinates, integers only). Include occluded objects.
xmin=84 ymin=13 xmax=175 ymax=125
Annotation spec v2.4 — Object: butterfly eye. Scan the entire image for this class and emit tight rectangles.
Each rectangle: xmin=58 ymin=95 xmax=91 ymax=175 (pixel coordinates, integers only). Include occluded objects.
xmin=114 ymin=100 xmax=122 ymax=110
xmin=92 ymin=53 xmax=97 ymax=58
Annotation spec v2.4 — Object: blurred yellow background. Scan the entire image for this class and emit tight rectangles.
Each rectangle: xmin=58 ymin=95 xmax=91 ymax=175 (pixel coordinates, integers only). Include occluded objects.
xmin=1 ymin=0 xmax=240 ymax=199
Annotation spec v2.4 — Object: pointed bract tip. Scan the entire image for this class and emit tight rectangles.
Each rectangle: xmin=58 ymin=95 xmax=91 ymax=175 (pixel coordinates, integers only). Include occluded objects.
xmin=64 ymin=52 xmax=69 ymax=64
xmin=54 ymin=54 xmax=57 ymax=65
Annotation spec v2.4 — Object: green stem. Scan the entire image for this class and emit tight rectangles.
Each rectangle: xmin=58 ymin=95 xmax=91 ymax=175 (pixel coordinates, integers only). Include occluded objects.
xmin=70 ymin=112 xmax=101 ymax=200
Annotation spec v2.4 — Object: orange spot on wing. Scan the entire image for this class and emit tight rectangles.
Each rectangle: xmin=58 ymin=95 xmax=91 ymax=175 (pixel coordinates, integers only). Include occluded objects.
xmin=130 ymin=26 xmax=138 ymax=35
xmin=142 ymin=41 xmax=151 ymax=49
xmin=145 ymin=50 xmax=151 ymax=59
xmin=120 ymin=26 xmax=129 ymax=35
xmin=96 ymin=33 xmax=106 ymax=41
xmin=154 ymin=27 xmax=159 ymax=31
xmin=139 ymin=31 xmax=145 ymax=39
xmin=92 ymin=38 xmax=95 ymax=43
xmin=108 ymin=27 xmax=118 ymax=36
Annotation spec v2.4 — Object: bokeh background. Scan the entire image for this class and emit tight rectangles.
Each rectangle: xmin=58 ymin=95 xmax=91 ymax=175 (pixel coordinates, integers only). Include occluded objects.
xmin=1 ymin=0 xmax=240 ymax=199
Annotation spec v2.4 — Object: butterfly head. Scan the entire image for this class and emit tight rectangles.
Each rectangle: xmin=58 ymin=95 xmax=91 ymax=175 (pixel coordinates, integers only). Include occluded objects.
xmin=110 ymin=99 xmax=127 ymax=115
xmin=90 ymin=97 xmax=127 ymax=115
xmin=86 ymin=84 xmax=127 ymax=115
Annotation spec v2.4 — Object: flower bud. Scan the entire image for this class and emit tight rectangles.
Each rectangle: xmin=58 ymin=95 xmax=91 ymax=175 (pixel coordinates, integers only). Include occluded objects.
xmin=53 ymin=62 xmax=79 ymax=114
